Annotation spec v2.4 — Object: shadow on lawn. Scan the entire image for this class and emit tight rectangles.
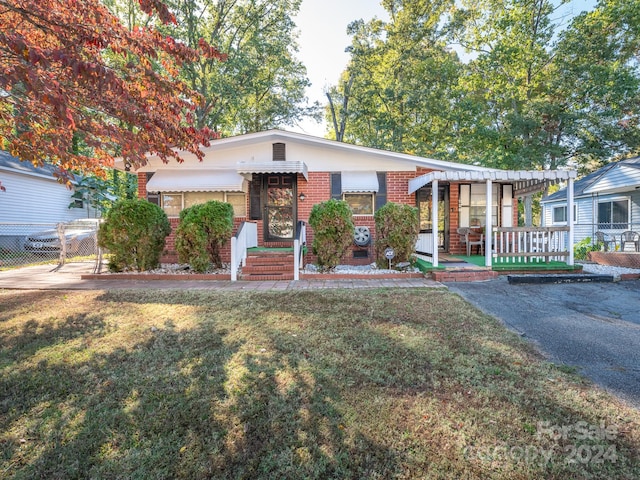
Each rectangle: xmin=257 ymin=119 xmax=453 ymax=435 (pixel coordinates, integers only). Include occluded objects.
xmin=0 ymin=298 xmax=401 ymax=479
xmin=2 ymin=289 xmax=639 ymax=479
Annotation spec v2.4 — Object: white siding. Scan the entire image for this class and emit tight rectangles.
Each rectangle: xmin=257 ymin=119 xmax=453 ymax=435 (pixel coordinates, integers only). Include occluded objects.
xmin=585 ymin=165 xmax=640 ymax=193
xmin=0 ymin=170 xmax=97 ymax=223
xmin=546 ymin=192 xmax=640 ymax=246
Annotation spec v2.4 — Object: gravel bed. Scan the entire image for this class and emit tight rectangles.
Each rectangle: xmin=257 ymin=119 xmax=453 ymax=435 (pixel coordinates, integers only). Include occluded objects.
xmin=303 ymin=263 xmax=420 ymax=274
xmin=577 ymin=261 xmax=640 ymax=277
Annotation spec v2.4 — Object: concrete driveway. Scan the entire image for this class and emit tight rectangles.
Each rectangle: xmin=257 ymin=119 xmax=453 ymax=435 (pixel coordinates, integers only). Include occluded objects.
xmin=447 ymin=277 xmax=640 ymax=409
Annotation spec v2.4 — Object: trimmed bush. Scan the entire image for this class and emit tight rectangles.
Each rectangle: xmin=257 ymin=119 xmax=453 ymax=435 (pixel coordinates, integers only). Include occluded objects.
xmin=374 ymin=202 xmax=419 ymax=268
xmin=308 ymin=199 xmax=354 ymax=271
xmin=175 ymin=201 xmax=234 ymax=272
xmin=98 ymin=199 xmax=171 ymax=272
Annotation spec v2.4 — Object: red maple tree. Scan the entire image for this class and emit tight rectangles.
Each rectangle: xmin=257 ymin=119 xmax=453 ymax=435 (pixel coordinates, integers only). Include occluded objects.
xmin=0 ymin=0 xmax=225 ymax=186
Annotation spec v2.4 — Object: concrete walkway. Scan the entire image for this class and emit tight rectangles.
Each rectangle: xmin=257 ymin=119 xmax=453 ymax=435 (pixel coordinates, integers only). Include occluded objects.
xmin=0 ymin=262 xmax=443 ymax=291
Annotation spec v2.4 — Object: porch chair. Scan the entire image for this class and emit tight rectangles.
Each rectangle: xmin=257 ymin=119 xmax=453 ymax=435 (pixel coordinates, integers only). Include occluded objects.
xmin=457 ymin=227 xmax=484 ymax=256
xmin=595 ymin=231 xmax=617 ymax=252
xmin=621 ymin=231 xmax=640 ymax=252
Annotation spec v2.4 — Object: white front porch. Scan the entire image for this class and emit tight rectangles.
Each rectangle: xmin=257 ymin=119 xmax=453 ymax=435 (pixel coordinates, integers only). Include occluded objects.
xmin=410 ymin=170 xmax=578 ymax=268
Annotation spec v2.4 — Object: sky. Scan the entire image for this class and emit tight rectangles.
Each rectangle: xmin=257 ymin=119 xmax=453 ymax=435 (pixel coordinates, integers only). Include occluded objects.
xmin=291 ymin=0 xmax=388 ymax=137
xmin=291 ymin=0 xmax=598 ymax=138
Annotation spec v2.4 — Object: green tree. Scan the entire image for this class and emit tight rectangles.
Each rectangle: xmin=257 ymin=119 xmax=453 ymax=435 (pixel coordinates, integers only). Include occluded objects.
xmin=449 ymin=0 xmax=640 ymax=171
xmin=328 ymin=0 xmax=640 ymax=174
xmin=326 ymin=1 xmax=470 ymax=160
xmin=107 ymin=0 xmax=320 ymax=135
xmin=70 ymin=169 xmax=137 ymax=216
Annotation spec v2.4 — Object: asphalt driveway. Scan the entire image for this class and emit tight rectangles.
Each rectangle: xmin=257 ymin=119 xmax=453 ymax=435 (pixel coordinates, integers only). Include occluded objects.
xmin=447 ymin=277 xmax=640 ymax=408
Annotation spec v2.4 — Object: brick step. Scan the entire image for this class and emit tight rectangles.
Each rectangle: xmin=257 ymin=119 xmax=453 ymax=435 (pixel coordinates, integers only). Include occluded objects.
xmin=247 ymin=250 xmax=294 ymax=257
xmin=242 ymin=264 xmax=293 ymax=274
xmin=431 ymin=269 xmax=499 ymax=283
xmin=245 ymin=255 xmax=294 ymax=265
xmin=241 ymin=273 xmax=295 ymax=281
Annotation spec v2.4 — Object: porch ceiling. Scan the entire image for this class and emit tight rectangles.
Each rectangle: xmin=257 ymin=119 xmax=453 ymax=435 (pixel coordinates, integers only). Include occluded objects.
xmin=237 ymin=160 xmax=309 ymax=180
xmin=408 ymin=170 xmax=577 ymax=196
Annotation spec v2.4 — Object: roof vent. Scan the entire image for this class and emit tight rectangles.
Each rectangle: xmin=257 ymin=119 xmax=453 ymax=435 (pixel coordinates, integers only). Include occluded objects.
xmin=273 ymin=142 xmax=286 ymax=161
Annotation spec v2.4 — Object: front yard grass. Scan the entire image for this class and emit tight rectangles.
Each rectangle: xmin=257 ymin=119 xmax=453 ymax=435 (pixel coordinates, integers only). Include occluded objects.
xmin=1 ymin=288 xmax=638 ymax=479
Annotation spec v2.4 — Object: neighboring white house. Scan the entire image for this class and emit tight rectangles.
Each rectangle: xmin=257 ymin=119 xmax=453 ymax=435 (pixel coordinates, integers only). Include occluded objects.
xmin=0 ymin=150 xmax=100 ymax=223
xmin=541 ymin=156 xmax=640 ymax=249
xmin=0 ymin=151 xmax=99 ymax=252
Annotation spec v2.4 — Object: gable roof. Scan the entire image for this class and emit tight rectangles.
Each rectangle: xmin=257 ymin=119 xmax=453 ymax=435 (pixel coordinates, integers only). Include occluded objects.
xmin=123 ymin=129 xmax=497 ymax=174
xmin=542 ymin=156 xmax=640 ymax=203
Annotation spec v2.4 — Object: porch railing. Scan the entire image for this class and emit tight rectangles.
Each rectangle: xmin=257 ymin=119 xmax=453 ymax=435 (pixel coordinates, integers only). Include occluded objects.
xmin=230 ymin=221 xmax=258 ymax=281
xmin=415 ymin=232 xmax=434 ymax=255
xmin=293 ymin=221 xmax=306 ymax=281
xmin=492 ymin=226 xmax=570 ymax=263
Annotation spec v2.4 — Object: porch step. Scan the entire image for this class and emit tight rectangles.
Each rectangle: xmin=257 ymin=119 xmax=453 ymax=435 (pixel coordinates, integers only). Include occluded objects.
xmin=241 ymin=251 xmax=295 ymax=281
xmin=432 ymin=269 xmax=499 ymax=283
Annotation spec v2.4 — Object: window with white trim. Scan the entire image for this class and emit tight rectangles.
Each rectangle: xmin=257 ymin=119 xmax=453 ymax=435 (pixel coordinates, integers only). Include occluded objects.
xmin=552 ymin=205 xmax=577 ymax=224
xmin=161 ymin=192 xmax=247 ymax=217
xmin=597 ymin=199 xmax=628 ymax=229
xmin=459 ymin=184 xmax=498 ymax=227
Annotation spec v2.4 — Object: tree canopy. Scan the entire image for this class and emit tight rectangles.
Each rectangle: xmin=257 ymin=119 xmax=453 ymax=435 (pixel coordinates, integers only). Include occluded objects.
xmin=106 ymin=0 xmax=319 ymax=136
xmin=0 ymin=0 xmax=225 ymax=184
xmin=327 ymin=0 xmax=640 ymax=173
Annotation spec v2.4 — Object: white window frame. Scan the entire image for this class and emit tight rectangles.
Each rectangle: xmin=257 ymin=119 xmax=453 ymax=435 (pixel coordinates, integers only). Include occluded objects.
xmin=552 ymin=204 xmax=578 ymax=225
xmin=161 ymin=192 xmax=247 ymax=218
xmin=597 ymin=197 xmax=630 ymax=230
xmin=343 ymin=193 xmax=375 ymax=216
xmin=459 ymin=183 xmax=499 ymax=228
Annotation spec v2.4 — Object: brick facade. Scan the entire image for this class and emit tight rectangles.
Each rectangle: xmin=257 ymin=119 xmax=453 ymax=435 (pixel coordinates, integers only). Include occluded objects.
xmin=137 ymin=171 xmax=520 ymax=264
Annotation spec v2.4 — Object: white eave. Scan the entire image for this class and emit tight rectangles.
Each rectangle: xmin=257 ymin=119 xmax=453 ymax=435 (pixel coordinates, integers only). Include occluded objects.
xmin=408 ymin=170 xmax=577 ymax=195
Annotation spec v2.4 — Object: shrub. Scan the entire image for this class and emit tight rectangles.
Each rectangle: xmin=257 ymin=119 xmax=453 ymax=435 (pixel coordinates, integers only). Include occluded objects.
xmin=175 ymin=201 xmax=234 ymax=272
xmin=308 ymin=199 xmax=354 ymax=271
xmin=98 ymin=199 xmax=171 ymax=272
xmin=374 ymin=202 xmax=419 ymax=268
xmin=574 ymin=237 xmax=604 ymax=260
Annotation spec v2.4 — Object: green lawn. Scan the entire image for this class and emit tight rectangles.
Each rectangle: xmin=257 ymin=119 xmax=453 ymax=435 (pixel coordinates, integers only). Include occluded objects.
xmin=1 ymin=289 xmax=638 ymax=479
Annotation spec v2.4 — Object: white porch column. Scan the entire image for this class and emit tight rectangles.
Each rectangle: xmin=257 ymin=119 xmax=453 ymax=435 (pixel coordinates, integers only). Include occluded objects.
xmin=432 ymin=179 xmax=439 ymax=268
xmin=485 ymin=179 xmax=492 ymax=267
xmin=568 ymin=176 xmax=575 ymax=266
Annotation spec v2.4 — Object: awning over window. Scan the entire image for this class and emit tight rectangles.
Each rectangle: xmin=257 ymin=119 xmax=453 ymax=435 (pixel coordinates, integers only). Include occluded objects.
xmin=237 ymin=161 xmax=308 ymax=180
xmin=341 ymin=171 xmax=379 ymax=193
xmin=146 ymin=169 xmax=247 ymax=193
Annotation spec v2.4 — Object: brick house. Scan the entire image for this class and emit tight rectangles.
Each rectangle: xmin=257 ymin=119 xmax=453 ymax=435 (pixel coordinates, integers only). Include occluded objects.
xmin=123 ymin=130 xmax=575 ymax=271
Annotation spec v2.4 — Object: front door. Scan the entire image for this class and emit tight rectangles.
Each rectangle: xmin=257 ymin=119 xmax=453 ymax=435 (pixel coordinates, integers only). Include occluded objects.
xmin=264 ymin=174 xmax=296 ymax=242
xmin=417 ymin=185 xmax=450 ymax=251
